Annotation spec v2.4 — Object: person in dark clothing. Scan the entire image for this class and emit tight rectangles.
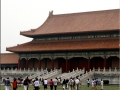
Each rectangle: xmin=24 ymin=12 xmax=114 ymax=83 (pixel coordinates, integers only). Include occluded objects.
xmin=62 ymin=79 xmax=66 ymax=90
xmin=23 ymin=78 xmax=29 ymax=90
xmin=26 ymin=77 xmax=30 ymax=90
xmin=87 ymin=79 xmax=90 ymax=87
xmin=5 ymin=77 xmax=11 ymax=90
xmin=65 ymin=79 xmax=69 ymax=89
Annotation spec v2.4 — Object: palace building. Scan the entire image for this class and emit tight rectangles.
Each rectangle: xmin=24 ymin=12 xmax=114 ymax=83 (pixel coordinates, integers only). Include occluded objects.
xmin=3 ymin=9 xmax=119 ymax=72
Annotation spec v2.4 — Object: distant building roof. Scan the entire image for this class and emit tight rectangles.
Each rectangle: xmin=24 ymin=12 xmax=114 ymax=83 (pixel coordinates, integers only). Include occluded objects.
xmin=6 ymin=38 xmax=119 ymax=52
xmin=20 ymin=9 xmax=119 ymax=37
xmin=1 ymin=53 xmax=18 ymax=64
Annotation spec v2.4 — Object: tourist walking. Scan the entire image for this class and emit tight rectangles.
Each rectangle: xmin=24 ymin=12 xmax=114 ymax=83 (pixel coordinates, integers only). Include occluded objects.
xmin=34 ymin=78 xmax=40 ymax=90
xmin=94 ymin=79 xmax=98 ymax=89
xmin=23 ymin=78 xmax=29 ymax=90
xmin=31 ymin=78 xmax=35 ymax=89
xmin=100 ymin=79 xmax=103 ymax=90
xmin=72 ymin=78 xmax=75 ymax=89
xmin=65 ymin=79 xmax=69 ymax=89
xmin=11 ymin=78 xmax=18 ymax=90
xmin=87 ymin=79 xmax=90 ymax=87
xmin=75 ymin=77 xmax=80 ymax=90
xmin=91 ymin=79 xmax=94 ymax=89
xmin=49 ymin=79 xmax=54 ymax=90
xmin=42 ymin=78 xmax=44 ymax=86
xmin=4 ymin=77 xmax=11 ymax=90
xmin=26 ymin=77 xmax=30 ymax=90
xmin=68 ymin=78 xmax=74 ymax=90
xmin=58 ymin=78 xmax=61 ymax=85
xmin=53 ymin=77 xmax=58 ymax=90
xmin=79 ymin=79 xmax=82 ymax=88
xmin=95 ymin=78 xmax=98 ymax=86
xmin=44 ymin=79 xmax=48 ymax=90
xmin=62 ymin=79 xmax=66 ymax=90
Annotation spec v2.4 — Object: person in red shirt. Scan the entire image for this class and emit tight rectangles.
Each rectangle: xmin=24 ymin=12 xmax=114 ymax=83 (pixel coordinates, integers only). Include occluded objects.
xmin=11 ymin=78 xmax=18 ymax=90
xmin=49 ymin=79 xmax=54 ymax=90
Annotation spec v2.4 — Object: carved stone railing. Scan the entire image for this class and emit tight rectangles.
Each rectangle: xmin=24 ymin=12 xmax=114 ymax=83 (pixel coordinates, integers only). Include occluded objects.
xmin=79 ymin=67 xmax=120 ymax=81
xmin=1 ymin=68 xmax=47 ymax=74
xmin=94 ymin=67 xmax=120 ymax=75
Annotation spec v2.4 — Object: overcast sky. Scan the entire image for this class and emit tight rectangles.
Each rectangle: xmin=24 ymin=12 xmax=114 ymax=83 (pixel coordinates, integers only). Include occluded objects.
xmin=1 ymin=0 xmax=119 ymax=53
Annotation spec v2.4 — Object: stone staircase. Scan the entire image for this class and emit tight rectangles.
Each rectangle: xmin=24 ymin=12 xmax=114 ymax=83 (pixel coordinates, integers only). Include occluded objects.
xmin=59 ymin=68 xmax=85 ymax=79
xmin=78 ymin=67 xmax=120 ymax=85
xmin=28 ymin=69 xmax=48 ymax=79
xmin=38 ymin=69 xmax=62 ymax=79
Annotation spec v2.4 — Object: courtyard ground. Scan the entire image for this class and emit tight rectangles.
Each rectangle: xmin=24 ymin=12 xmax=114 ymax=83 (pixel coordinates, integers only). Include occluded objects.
xmin=0 ymin=84 xmax=119 ymax=90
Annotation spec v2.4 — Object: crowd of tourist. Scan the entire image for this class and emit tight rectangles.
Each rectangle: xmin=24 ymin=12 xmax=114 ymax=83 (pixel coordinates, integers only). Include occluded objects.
xmin=3 ymin=76 xmax=104 ymax=90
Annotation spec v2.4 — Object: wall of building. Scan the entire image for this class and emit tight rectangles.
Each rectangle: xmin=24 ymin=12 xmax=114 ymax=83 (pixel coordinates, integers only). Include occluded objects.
xmin=112 ymin=58 xmax=119 ymax=68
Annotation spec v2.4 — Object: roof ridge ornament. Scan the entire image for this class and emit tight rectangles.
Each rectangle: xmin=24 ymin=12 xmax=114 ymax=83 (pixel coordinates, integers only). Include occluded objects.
xmin=31 ymin=29 xmax=34 ymax=32
xmin=49 ymin=10 xmax=53 ymax=16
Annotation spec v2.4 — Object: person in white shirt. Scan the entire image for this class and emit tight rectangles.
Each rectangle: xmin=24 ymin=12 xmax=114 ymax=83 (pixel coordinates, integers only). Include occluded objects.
xmin=75 ymin=77 xmax=80 ymax=90
xmin=58 ymin=78 xmax=61 ymax=85
xmin=34 ymin=78 xmax=40 ymax=90
xmin=87 ymin=79 xmax=90 ymax=87
xmin=53 ymin=77 xmax=58 ymax=90
xmin=100 ymin=79 xmax=103 ymax=90
xmin=91 ymin=79 xmax=94 ymax=89
xmin=44 ymin=79 xmax=48 ymax=90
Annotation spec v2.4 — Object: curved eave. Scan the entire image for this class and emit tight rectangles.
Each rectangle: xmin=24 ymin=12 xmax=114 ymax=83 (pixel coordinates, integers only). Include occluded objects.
xmin=20 ymin=29 xmax=119 ymax=38
xmin=6 ymin=38 xmax=119 ymax=53
xmin=6 ymin=48 xmax=119 ymax=53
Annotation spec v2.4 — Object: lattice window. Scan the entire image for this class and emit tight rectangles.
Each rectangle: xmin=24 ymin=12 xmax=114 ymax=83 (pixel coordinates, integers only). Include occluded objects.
xmin=111 ymin=34 xmax=119 ymax=37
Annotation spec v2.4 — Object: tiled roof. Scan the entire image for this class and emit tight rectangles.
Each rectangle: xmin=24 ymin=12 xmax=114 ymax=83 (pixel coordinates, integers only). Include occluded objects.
xmin=1 ymin=53 xmax=19 ymax=64
xmin=6 ymin=38 xmax=119 ymax=52
xmin=20 ymin=9 xmax=119 ymax=36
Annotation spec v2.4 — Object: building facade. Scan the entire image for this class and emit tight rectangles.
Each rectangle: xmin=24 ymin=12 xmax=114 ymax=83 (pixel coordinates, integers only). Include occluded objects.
xmin=1 ymin=53 xmax=18 ymax=69
xmin=6 ymin=9 xmax=119 ymax=72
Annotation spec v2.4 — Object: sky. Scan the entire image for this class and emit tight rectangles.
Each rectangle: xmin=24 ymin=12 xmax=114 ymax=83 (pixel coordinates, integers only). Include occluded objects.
xmin=1 ymin=0 xmax=119 ymax=53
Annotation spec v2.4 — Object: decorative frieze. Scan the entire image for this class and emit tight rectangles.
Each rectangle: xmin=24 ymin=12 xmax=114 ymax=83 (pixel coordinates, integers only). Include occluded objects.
xmin=89 ymin=52 xmax=105 ymax=59
xmin=67 ymin=52 xmax=89 ymax=59
xmin=53 ymin=53 xmax=66 ymax=59
xmin=105 ymin=51 xmax=119 ymax=58
xmin=19 ymin=51 xmax=119 ymax=59
xmin=27 ymin=54 xmax=40 ymax=59
xmin=41 ymin=54 xmax=52 ymax=59
xmin=19 ymin=54 xmax=27 ymax=59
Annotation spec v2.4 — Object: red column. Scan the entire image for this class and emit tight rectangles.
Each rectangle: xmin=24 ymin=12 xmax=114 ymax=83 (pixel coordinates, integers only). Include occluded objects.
xmin=38 ymin=59 xmax=41 ymax=70
xmin=104 ymin=56 xmax=107 ymax=68
xmin=88 ymin=57 xmax=90 ymax=71
xmin=18 ymin=58 xmax=20 ymax=70
xmin=26 ymin=58 xmax=28 ymax=70
xmin=52 ymin=58 xmax=54 ymax=70
xmin=66 ymin=58 xmax=68 ymax=72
